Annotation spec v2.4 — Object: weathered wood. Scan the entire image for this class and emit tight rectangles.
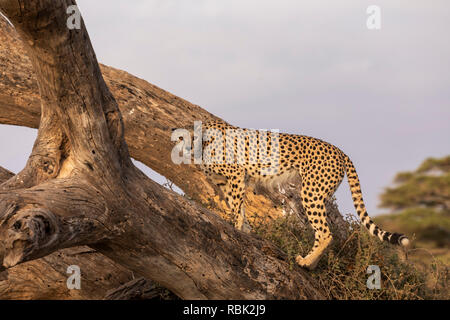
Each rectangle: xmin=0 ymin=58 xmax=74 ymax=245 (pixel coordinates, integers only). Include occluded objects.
xmin=0 ymin=167 xmax=13 ymax=184
xmin=0 ymin=166 xmax=149 ymax=300
xmin=0 ymin=1 xmax=325 ymax=300
xmin=104 ymin=277 xmax=178 ymax=300
xmin=0 ymin=245 xmax=138 ymax=300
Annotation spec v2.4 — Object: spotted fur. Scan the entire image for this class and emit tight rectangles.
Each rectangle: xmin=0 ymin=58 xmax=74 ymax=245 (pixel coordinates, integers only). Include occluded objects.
xmin=178 ymin=120 xmax=409 ymax=269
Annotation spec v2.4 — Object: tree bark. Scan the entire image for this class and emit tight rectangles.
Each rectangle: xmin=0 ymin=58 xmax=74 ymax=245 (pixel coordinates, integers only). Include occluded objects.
xmin=0 ymin=166 xmax=166 ymax=300
xmin=104 ymin=277 xmax=178 ymax=301
xmin=0 ymin=167 xmax=13 ymax=184
xmin=0 ymin=1 xmax=326 ymax=300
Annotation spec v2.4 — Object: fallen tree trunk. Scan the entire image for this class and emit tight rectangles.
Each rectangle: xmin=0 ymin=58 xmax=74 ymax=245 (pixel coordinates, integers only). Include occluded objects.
xmin=0 ymin=0 xmax=325 ymax=300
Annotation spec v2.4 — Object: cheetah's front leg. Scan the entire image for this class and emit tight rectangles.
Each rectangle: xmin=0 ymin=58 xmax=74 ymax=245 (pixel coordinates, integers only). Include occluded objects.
xmin=221 ymin=169 xmax=251 ymax=232
xmin=235 ymin=205 xmax=252 ymax=233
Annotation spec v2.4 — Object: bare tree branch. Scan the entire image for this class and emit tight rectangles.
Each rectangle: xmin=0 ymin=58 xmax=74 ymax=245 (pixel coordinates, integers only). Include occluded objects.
xmin=0 ymin=166 xmax=154 ymax=300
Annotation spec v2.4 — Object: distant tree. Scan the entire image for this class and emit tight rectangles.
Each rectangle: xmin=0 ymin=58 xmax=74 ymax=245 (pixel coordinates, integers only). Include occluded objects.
xmin=378 ymin=156 xmax=450 ymax=247
xmin=380 ymin=156 xmax=450 ymax=211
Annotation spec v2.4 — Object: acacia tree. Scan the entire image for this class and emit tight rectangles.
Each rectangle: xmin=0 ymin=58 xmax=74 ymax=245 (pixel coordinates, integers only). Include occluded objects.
xmin=378 ymin=156 xmax=450 ymax=247
xmin=0 ymin=0 xmax=332 ymax=299
xmin=380 ymin=156 xmax=450 ymax=211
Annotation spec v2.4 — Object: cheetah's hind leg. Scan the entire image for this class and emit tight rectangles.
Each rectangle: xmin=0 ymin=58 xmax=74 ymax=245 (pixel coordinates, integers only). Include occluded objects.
xmin=295 ymin=186 xmax=333 ymax=270
xmin=295 ymin=234 xmax=332 ymax=270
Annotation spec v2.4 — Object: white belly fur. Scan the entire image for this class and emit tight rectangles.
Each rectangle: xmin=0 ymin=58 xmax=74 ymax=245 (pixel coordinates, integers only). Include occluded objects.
xmin=247 ymin=168 xmax=301 ymax=192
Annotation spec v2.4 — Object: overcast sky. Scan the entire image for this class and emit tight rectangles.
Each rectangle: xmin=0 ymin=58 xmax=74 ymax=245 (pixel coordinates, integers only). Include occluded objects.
xmin=1 ymin=0 xmax=449 ymax=216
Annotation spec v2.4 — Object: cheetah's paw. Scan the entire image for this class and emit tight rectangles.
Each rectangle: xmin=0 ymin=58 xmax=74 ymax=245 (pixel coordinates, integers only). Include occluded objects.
xmin=295 ymin=255 xmax=317 ymax=270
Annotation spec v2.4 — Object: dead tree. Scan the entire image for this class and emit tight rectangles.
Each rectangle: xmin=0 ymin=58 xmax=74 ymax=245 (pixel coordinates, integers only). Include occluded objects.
xmin=0 ymin=0 xmax=328 ymax=299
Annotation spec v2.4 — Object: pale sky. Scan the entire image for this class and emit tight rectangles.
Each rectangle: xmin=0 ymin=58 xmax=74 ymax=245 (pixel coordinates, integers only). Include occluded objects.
xmin=1 ymin=0 xmax=449 ymax=216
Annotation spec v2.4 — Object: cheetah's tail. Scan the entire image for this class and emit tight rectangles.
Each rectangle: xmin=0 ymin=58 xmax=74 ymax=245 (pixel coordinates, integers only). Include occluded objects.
xmin=343 ymin=154 xmax=410 ymax=247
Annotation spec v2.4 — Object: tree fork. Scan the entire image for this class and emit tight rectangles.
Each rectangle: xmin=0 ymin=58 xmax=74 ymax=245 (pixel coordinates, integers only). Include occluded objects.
xmin=0 ymin=1 xmax=324 ymax=299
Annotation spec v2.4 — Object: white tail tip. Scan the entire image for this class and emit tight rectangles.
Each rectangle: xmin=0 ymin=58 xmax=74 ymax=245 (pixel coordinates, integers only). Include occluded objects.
xmin=400 ymin=237 xmax=410 ymax=247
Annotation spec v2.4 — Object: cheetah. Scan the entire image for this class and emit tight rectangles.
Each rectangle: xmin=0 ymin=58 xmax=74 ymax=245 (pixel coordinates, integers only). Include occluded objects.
xmin=172 ymin=120 xmax=409 ymax=270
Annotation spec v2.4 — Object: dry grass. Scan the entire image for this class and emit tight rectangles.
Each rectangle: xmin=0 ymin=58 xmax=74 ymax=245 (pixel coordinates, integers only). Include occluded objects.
xmin=255 ymin=214 xmax=449 ymax=300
